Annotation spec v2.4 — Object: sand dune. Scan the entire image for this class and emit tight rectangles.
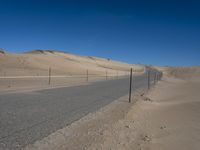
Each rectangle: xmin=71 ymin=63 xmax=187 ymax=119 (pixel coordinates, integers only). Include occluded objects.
xmin=165 ymin=67 xmax=200 ymax=80
xmin=0 ymin=50 xmax=144 ymax=77
xmin=0 ymin=50 xmax=144 ymax=92
xmin=155 ymin=66 xmax=200 ymax=81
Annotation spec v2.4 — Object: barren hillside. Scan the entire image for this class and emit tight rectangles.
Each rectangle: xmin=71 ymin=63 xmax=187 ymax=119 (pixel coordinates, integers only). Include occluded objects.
xmin=0 ymin=50 xmax=144 ymax=77
xmin=158 ymin=66 xmax=200 ymax=80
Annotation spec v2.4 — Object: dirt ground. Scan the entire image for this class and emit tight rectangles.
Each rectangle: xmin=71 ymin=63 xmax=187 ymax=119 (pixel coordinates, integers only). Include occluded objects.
xmin=94 ymin=77 xmax=200 ymax=150
xmin=24 ymin=73 xmax=200 ymax=150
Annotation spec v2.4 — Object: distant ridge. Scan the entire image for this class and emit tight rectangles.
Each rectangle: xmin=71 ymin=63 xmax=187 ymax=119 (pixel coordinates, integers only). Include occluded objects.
xmin=25 ymin=50 xmax=114 ymax=62
xmin=25 ymin=49 xmax=66 ymax=54
xmin=24 ymin=49 xmax=138 ymax=65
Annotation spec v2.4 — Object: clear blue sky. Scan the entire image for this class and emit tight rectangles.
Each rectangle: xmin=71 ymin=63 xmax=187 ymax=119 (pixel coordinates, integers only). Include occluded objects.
xmin=0 ymin=0 xmax=200 ymax=66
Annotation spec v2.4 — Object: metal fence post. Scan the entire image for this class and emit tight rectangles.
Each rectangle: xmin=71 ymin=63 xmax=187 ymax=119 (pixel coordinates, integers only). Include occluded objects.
xmin=148 ymin=71 xmax=150 ymax=90
xmin=48 ymin=67 xmax=51 ymax=85
xmin=129 ymin=68 xmax=133 ymax=103
xmin=86 ymin=69 xmax=88 ymax=82
xmin=154 ymin=72 xmax=156 ymax=85
xmin=106 ymin=71 xmax=107 ymax=80
xmin=156 ymin=73 xmax=158 ymax=82
xmin=160 ymin=72 xmax=162 ymax=80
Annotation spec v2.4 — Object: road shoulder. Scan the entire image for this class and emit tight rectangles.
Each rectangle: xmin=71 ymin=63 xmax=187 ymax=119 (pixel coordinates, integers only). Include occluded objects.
xmin=85 ymin=77 xmax=200 ymax=150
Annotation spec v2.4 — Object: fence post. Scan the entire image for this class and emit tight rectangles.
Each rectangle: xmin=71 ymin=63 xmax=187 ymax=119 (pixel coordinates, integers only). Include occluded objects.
xmin=48 ymin=67 xmax=51 ymax=85
xmin=106 ymin=71 xmax=107 ymax=80
xmin=156 ymin=73 xmax=159 ymax=82
xmin=86 ymin=69 xmax=89 ymax=82
xmin=154 ymin=72 xmax=156 ymax=85
xmin=129 ymin=68 xmax=133 ymax=103
xmin=160 ymin=72 xmax=162 ymax=80
xmin=148 ymin=71 xmax=150 ymax=90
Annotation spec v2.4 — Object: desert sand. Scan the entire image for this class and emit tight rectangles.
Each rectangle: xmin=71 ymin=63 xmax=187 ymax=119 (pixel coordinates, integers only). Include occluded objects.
xmin=25 ymin=67 xmax=200 ymax=150
xmin=0 ymin=50 xmax=144 ymax=92
xmin=2 ymin=50 xmax=199 ymax=150
xmin=94 ymin=71 xmax=200 ymax=150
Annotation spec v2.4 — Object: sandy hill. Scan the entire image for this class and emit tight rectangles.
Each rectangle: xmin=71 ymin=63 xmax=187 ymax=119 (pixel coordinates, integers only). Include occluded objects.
xmin=0 ymin=50 xmax=144 ymax=76
xmin=156 ymin=66 xmax=200 ymax=81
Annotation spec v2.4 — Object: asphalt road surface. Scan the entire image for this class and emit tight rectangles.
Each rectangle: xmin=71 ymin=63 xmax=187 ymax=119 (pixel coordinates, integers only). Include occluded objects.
xmin=0 ymin=74 xmax=154 ymax=150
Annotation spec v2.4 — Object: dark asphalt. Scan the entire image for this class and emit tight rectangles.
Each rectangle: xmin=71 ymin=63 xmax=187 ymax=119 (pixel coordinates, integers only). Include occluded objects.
xmin=0 ymin=74 xmax=152 ymax=150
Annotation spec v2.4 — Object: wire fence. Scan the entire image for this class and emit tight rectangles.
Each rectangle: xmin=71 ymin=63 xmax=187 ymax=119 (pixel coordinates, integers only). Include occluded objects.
xmin=0 ymin=67 xmax=163 ymax=97
xmin=0 ymin=68 xmax=135 ymax=91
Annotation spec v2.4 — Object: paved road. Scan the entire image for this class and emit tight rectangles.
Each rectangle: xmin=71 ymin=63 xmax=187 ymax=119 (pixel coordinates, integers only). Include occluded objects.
xmin=0 ymin=74 xmax=153 ymax=150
